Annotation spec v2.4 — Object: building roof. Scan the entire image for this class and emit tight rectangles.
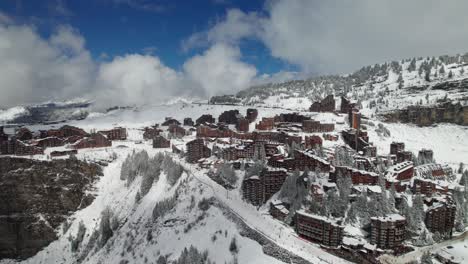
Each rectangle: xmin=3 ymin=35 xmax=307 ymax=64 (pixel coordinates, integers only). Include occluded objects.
xmin=371 ymin=213 xmax=405 ymax=222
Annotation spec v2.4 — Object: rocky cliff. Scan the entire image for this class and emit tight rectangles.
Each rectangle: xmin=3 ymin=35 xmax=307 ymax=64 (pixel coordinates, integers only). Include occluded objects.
xmin=0 ymin=157 xmax=102 ymax=260
xmin=381 ymin=101 xmax=468 ymax=126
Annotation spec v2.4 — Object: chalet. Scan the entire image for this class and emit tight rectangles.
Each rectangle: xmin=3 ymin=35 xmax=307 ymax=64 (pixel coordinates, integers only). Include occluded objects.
xmin=196 ymin=114 xmax=215 ymax=125
xmin=302 ymin=120 xmax=335 ymax=133
xmin=153 ymin=136 xmax=171 ymax=148
xmin=183 ymin=117 xmax=194 ymax=126
xmin=246 ymin=108 xmax=258 ymax=122
xmin=255 ymin=117 xmax=275 ymax=130
xmin=309 ymin=95 xmax=336 ymax=112
xmin=15 ymin=127 xmax=33 ymax=141
xmin=186 ymin=138 xmax=211 ymax=163
xmin=98 ymin=127 xmax=127 ymax=140
xmin=295 ymin=210 xmax=343 ymax=247
xmin=162 ymin=118 xmax=181 ymax=126
xmin=305 ymin=135 xmax=322 ymax=149
xmin=370 ymin=214 xmax=406 ymax=249
xmin=72 ymin=133 xmax=111 ymax=149
xmin=269 ymin=200 xmax=289 ymax=221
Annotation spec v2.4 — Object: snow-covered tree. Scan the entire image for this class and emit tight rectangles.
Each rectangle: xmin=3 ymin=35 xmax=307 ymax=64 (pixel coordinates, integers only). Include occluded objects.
xmin=217 ymin=163 xmax=238 ymax=186
xmin=99 ymin=207 xmax=113 ymax=248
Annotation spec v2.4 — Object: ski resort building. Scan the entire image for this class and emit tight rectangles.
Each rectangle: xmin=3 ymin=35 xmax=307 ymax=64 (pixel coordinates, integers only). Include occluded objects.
xmin=153 ymin=136 xmax=170 ymax=148
xmin=386 ymin=161 xmax=414 ymax=182
xmin=246 ymin=108 xmax=258 ymax=122
xmin=98 ymin=127 xmax=127 ymax=141
xmin=143 ymin=126 xmax=161 ymax=140
xmin=186 ymin=138 xmax=211 ymax=163
xmin=330 ymin=166 xmax=378 ymax=185
xmin=309 ymin=95 xmax=336 ymax=112
xmin=341 ymin=129 xmax=369 ymax=152
xmin=236 ymin=117 xmax=250 ymax=133
xmin=196 ymin=114 xmax=215 ymax=125
xmin=72 ymin=133 xmax=112 ymax=149
xmin=390 ymin=142 xmax=405 ymax=155
xmin=15 ymin=127 xmax=33 ymax=141
xmin=295 ymin=210 xmax=344 ymax=247
xmin=269 ymin=201 xmax=289 ymax=221
xmin=183 ymin=117 xmax=194 ymax=127
xmin=241 ymin=168 xmax=288 ymax=205
xmin=425 ymin=199 xmax=456 ymax=237
xmin=255 ymin=117 xmax=275 ymax=130
xmin=370 ymin=214 xmax=406 ymax=249
xmin=0 ymin=138 xmax=44 ymax=156
xmin=340 ymin=96 xmax=357 ymax=114
xmin=305 ymin=135 xmax=322 ymax=148
xmin=302 ymin=120 xmax=335 ymax=133
xmin=35 ymin=137 xmax=64 ymax=149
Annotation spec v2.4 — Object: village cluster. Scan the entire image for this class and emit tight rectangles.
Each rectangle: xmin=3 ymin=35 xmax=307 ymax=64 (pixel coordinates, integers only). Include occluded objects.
xmin=1 ymin=95 xmax=466 ymax=263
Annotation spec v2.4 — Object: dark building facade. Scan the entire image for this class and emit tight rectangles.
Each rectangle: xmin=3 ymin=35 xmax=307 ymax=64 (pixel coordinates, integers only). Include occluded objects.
xmin=295 ymin=210 xmax=343 ymax=247
xmin=370 ymin=214 xmax=406 ymax=249
xmin=186 ymin=138 xmax=211 ymax=163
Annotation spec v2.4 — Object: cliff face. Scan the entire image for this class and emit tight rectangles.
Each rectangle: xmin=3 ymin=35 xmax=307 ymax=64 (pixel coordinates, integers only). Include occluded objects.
xmin=0 ymin=157 xmax=102 ymax=260
xmin=381 ymin=101 xmax=468 ymax=126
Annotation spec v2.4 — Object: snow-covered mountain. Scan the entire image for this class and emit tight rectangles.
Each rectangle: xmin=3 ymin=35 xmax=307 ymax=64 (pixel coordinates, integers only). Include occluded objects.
xmin=211 ymin=53 xmax=468 ymax=118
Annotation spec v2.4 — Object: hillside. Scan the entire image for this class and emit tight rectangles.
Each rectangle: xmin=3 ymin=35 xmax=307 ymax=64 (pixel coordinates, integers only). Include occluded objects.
xmin=211 ymin=53 xmax=468 ymax=123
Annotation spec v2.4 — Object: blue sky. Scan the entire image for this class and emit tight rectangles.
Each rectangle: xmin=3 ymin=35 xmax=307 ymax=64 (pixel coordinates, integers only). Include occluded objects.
xmin=1 ymin=0 xmax=467 ymax=107
xmin=0 ymin=0 xmax=292 ymax=74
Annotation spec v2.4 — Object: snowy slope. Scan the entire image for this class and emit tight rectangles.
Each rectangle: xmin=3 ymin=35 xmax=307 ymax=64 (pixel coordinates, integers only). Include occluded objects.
xmin=215 ymin=54 xmax=468 ymax=117
xmin=0 ymin=124 xmax=347 ymax=264
xmin=1 ymin=100 xmax=467 ymax=264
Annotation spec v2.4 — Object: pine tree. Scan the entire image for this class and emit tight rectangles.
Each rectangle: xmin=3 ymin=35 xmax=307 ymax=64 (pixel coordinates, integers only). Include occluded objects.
xmin=439 ymin=65 xmax=445 ymax=75
xmin=448 ymin=70 xmax=453 ymax=78
xmin=99 ymin=207 xmax=113 ymax=247
xmin=425 ymin=69 xmax=431 ymax=82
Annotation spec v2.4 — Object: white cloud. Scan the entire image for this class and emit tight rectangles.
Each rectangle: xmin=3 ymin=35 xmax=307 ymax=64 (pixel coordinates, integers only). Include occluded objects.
xmin=183 ymin=43 xmax=257 ymax=96
xmin=185 ymin=0 xmax=468 ymax=74
xmin=94 ymin=54 xmax=193 ymax=108
xmin=0 ymin=22 xmax=95 ymax=107
xmin=0 ymin=18 xmax=261 ymax=108
xmin=182 ymin=8 xmax=261 ymax=52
